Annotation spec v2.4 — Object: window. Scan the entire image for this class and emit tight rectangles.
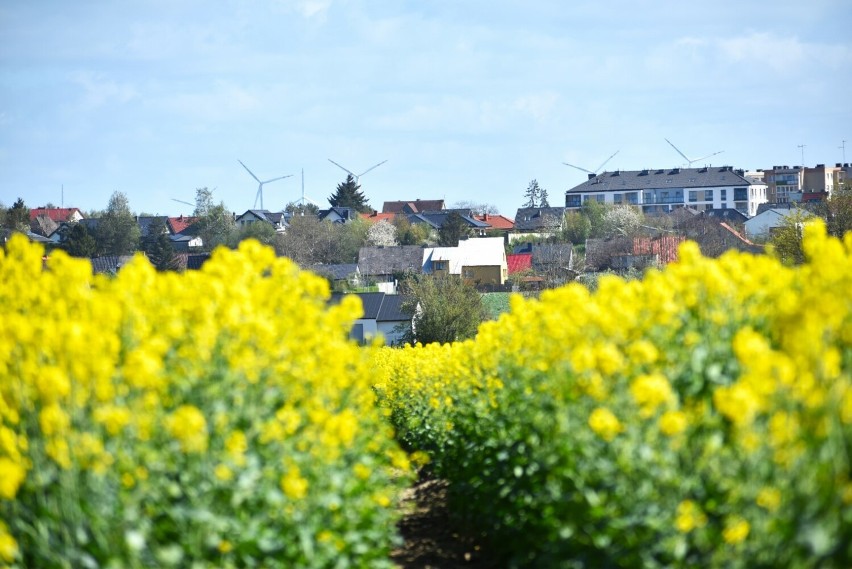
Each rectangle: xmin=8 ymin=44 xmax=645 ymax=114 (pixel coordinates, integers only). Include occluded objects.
xmin=689 ymin=191 xmax=698 ymax=203
xmin=721 ymin=189 xmax=727 ymax=202
xmin=566 ymin=195 xmax=581 ymax=207
xmin=613 ymin=194 xmax=623 ymax=204
xmin=595 ymin=195 xmax=605 ymax=203
xmin=705 ymin=190 xmax=713 ymax=201
xmin=734 ymin=187 xmax=747 ymax=201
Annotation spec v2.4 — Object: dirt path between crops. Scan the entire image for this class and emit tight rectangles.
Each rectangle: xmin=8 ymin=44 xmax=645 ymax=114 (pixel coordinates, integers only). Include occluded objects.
xmin=391 ymin=477 xmax=501 ymax=569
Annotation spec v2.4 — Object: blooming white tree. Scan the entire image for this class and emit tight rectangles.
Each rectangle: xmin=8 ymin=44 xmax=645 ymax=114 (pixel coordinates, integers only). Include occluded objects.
xmin=602 ymin=206 xmax=643 ymax=237
xmin=366 ymin=219 xmax=398 ymax=246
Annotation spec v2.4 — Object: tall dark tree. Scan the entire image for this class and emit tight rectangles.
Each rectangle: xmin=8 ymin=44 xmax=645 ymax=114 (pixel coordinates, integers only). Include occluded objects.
xmin=143 ymin=218 xmax=180 ymax=271
xmin=96 ymin=192 xmax=140 ymax=256
xmin=437 ymin=212 xmax=471 ymax=246
xmin=523 ymin=180 xmax=542 ymax=208
xmin=328 ymin=174 xmax=371 ymax=213
xmin=539 ymin=187 xmax=550 ymax=207
xmin=61 ymin=223 xmax=98 ymax=258
xmin=3 ymin=198 xmax=30 ymax=233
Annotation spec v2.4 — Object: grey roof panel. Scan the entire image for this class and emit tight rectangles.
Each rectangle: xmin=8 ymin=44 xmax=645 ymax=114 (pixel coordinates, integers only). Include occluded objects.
xmin=566 ymin=166 xmax=757 ymax=194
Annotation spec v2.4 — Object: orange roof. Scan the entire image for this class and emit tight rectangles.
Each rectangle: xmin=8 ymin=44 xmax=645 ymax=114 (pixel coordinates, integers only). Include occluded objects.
xmin=474 ymin=213 xmax=514 ymax=230
xmin=167 ymin=215 xmax=199 ymax=234
xmin=360 ymin=212 xmax=396 ymax=223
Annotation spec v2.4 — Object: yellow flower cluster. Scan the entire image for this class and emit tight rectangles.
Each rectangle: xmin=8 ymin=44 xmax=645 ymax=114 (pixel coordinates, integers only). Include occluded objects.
xmin=0 ymin=235 xmax=412 ymax=567
xmin=374 ymin=219 xmax=852 ymax=566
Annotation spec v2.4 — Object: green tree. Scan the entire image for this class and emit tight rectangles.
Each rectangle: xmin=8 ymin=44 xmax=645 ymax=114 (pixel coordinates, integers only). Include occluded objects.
xmin=582 ymin=199 xmax=610 ymax=238
xmin=769 ymin=209 xmax=816 ymax=265
xmin=143 ymin=218 xmax=180 ymax=271
xmin=3 ymin=197 xmax=30 ymax=233
xmin=285 ymin=201 xmax=320 ymax=216
xmin=399 ymin=275 xmax=488 ymax=344
xmin=523 ymin=180 xmax=542 ymax=208
xmin=328 ymin=175 xmax=371 ymax=213
xmin=820 ymin=189 xmax=852 ymax=239
xmin=229 ymin=219 xmax=278 ymax=249
xmin=437 ymin=212 xmax=471 ymax=246
xmin=539 ymin=187 xmax=550 ymax=207
xmin=61 ymin=223 xmax=98 ymax=258
xmin=561 ymin=210 xmax=591 ymax=244
xmin=393 ymin=215 xmax=432 ymax=245
xmin=97 ymin=192 xmax=140 ymax=256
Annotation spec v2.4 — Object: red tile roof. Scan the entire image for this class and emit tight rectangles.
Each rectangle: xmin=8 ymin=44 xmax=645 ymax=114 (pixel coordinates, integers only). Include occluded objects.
xmin=167 ymin=215 xmax=199 ymax=234
xmin=474 ymin=213 xmax=514 ymax=230
xmin=360 ymin=212 xmax=397 ymax=223
xmin=29 ymin=207 xmax=83 ymax=222
xmin=507 ymin=253 xmax=532 ymax=274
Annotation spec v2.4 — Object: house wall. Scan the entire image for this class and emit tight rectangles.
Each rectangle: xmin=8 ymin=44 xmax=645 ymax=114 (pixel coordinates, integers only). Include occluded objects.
xmin=566 ymin=184 xmax=768 ymax=217
xmin=462 ymin=265 xmax=505 ymax=285
xmin=378 ymin=321 xmax=408 ymax=346
xmin=744 ymin=210 xmax=785 ymax=238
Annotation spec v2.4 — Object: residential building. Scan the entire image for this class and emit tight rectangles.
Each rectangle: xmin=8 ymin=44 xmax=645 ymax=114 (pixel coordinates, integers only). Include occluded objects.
xmin=382 ymin=199 xmax=445 ymax=214
xmin=511 ymin=207 xmax=566 ymax=243
xmin=473 ymin=213 xmax=515 ymax=236
xmin=318 ymin=207 xmax=358 ymax=223
xmin=803 ymin=164 xmax=842 ymax=198
xmin=422 ymin=236 xmax=508 ymax=286
xmin=408 ymin=210 xmax=490 ymax=234
xmin=357 ymin=245 xmax=425 ymax=293
xmin=763 ymin=165 xmax=804 ymax=204
xmin=235 ymin=210 xmax=288 ymax=232
xmin=29 ymin=207 xmax=84 ymax=223
xmin=565 ymin=167 xmax=768 ymax=217
xmin=329 ymin=292 xmax=413 ymax=345
xmin=744 ymin=207 xmax=812 ymax=238
xmin=308 ymin=263 xmax=362 ymax=289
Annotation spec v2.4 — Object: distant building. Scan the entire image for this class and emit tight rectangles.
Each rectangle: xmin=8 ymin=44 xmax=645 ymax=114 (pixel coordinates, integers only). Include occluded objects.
xmin=763 ymin=165 xmax=804 ymax=204
xmin=382 ymin=199 xmax=445 ymax=214
xmin=29 ymin=207 xmax=84 ymax=223
xmin=564 ymin=166 xmax=768 ymax=217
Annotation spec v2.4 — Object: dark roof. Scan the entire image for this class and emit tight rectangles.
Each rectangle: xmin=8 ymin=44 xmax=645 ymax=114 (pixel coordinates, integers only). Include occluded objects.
xmin=358 ymin=245 xmax=424 ymax=276
xmin=567 ymin=166 xmax=759 ymax=194
xmin=514 ymin=207 xmax=566 ymax=231
xmin=383 ymin=199 xmax=445 ymax=214
xmin=30 ymin=215 xmax=59 ymax=237
xmin=90 ymin=255 xmax=134 ymax=274
xmin=186 ymin=253 xmax=211 ymax=270
xmin=407 ymin=211 xmax=489 ymax=229
xmin=80 ymin=218 xmax=100 ymax=232
xmin=329 ymin=292 xmax=413 ymax=322
xmin=701 ymin=208 xmax=748 ymax=223
xmin=318 ymin=207 xmax=358 ymax=223
xmin=531 ymin=243 xmax=574 ymax=269
xmin=237 ymin=210 xmax=287 ymax=225
xmin=136 ymin=216 xmax=168 ymax=238
xmin=376 ymin=294 xmax=412 ymax=322
xmin=308 ymin=263 xmax=360 ymax=281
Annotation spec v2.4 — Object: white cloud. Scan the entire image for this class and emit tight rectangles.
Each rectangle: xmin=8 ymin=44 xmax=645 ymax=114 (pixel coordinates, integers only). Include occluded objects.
xmin=718 ymin=32 xmax=805 ymax=71
xmin=295 ymin=0 xmax=332 ymax=19
xmin=70 ymin=72 xmax=138 ymax=110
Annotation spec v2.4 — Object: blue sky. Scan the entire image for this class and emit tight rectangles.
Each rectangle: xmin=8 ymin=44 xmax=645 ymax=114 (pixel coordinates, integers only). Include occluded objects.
xmin=1 ymin=0 xmax=850 ymax=217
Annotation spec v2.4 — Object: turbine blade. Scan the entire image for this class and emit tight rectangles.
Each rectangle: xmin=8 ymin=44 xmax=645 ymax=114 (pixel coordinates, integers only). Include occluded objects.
xmin=664 ymin=139 xmax=691 ymax=163
xmin=328 ymin=159 xmax=355 ymax=177
xmin=594 ymin=150 xmax=619 ymax=173
xmin=691 ymin=150 xmax=724 ymax=164
xmin=563 ymin=162 xmax=594 ymax=175
xmin=358 ymin=160 xmax=388 ymax=177
xmin=261 ymin=174 xmax=293 ymax=184
xmin=239 ymin=160 xmax=262 ymax=184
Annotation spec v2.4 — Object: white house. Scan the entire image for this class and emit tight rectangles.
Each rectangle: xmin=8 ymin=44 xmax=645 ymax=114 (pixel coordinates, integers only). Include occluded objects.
xmin=329 ymin=292 xmax=413 ymax=346
xmin=565 ymin=166 xmax=768 ymax=218
xmin=744 ymin=207 xmax=812 ymax=238
xmin=422 ymin=236 xmax=508 ymax=285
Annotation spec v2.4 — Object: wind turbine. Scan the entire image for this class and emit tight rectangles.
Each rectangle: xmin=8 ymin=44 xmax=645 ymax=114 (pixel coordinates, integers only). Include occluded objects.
xmin=327 ymin=158 xmax=388 ymax=183
xmin=238 ymin=160 xmax=292 ymax=210
xmin=291 ymin=169 xmax=320 ymax=214
xmin=664 ymin=138 xmax=723 ymax=167
xmin=171 ymin=198 xmax=194 ymax=207
xmin=563 ymin=150 xmax=620 ymax=176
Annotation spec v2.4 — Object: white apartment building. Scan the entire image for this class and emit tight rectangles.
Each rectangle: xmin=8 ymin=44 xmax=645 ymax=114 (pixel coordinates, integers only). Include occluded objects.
xmin=564 ymin=166 xmax=768 ymax=217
